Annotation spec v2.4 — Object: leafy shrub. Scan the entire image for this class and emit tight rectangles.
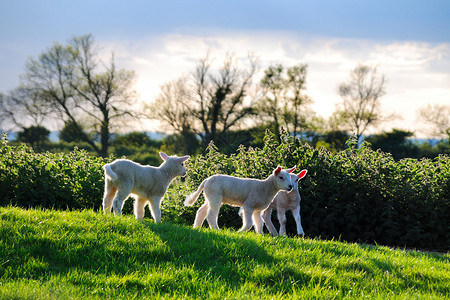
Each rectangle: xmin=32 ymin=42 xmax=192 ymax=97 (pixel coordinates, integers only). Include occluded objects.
xmin=1 ymin=131 xmax=449 ymax=251
xmin=0 ymin=135 xmax=112 ymax=210
xmin=163 ymin=131 xmax=450 ymax=251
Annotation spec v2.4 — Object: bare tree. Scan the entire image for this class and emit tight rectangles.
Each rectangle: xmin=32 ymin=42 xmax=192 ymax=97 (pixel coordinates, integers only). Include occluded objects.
xmin=336 ymin=63 xmax=389 ymax=141
xmin=418 ymin=103 xmax=450 ymax=140
xmin=153 ymin=76 xmax=193 ymax=135
xmin=0 ymin=86 xmax=53 ymax=131
xmin=150 ymin=53 xmax=259 ymax=150
xmin=20 ymin=34 xmax=139 ymax=156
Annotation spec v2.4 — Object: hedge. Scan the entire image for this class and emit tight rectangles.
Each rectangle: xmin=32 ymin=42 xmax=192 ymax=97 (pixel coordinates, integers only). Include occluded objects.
xmin=0 ymin=136 xmax=112 ymax=210
xmin=164 ymin=132 xmax=449 ymax=251
xmin=1 ymin=132 xmax=448 ymax=251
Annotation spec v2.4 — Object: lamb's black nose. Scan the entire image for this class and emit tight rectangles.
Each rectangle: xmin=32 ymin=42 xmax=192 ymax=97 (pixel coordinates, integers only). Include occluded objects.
xmin=287 ymin=185 xmax=293 ymax=191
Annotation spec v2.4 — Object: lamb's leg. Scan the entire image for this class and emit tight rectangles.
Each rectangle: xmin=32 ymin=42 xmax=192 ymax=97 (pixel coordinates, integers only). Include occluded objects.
xmin=292 ymin=206 xmax=304 ymax=236
xmin=193 ymin=202 xmax=209 ymax=228
xmin=148 ymin=196 xmax=162 ymax=223
xmin=102 ymin=180 xmax=117 ymax=214
xmin=134 ymin=196 xmax=148 ymax=221
xmin=205 ymin=196 xmax=221 ymax=230
xmin=252 ymin=210 xmax=264 ymax=234
xmin=262 ymin=208 xmax=278 ymax=236
xmin=277 ymin=209 xmax=288 ymax=236
xmin=238 ymin=208 xmax=254 ymax=232
xmin=112 ymin=180 xmax=132 ymax=217
xmin=112 ymin=190 xmax=130 ymax=216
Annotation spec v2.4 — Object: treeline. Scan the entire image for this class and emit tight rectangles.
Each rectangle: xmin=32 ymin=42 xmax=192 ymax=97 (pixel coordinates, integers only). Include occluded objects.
xmin=1 ymin=34 xmax=449 ymax=159
xmin=5 ymin=125 xmax=449 ymax=164
xmin=1 ymin=132 xmax=448 ymax=252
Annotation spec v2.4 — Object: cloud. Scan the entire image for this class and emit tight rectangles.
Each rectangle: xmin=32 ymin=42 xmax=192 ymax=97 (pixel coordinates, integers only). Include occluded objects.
xmin=65 ymin=32 xmax=450 ymax=137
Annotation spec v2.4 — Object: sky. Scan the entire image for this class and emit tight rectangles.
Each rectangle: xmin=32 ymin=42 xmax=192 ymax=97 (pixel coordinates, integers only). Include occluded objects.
xmin=1 ymin=0 xmax=449 ymax=138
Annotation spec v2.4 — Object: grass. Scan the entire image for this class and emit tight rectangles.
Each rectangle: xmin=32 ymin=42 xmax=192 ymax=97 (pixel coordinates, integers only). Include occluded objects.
xmin=0 ymin=206 xmax=449 ymax=299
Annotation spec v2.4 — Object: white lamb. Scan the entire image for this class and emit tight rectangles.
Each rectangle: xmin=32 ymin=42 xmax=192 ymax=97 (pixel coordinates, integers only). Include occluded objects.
xmin=261 ymin=169 xmax=308 ymax=236
xmin=102 ymin=152 xmax=190 ymax=222
xmin=184 ymin=166 xmax=295 ymax=233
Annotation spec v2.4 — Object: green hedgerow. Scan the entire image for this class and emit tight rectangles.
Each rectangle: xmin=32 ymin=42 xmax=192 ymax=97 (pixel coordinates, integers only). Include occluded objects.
xmin=163 ymin=131 xmax=449 ymax=252
xmin=1 ymin=131 xmax=449 ymax=251
xmin=0 ymin=134 xmax=113 ymax=210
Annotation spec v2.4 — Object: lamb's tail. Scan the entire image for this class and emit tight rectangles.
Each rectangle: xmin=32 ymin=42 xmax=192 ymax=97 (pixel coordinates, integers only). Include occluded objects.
xmin=184 ymin=179 xmax=207 ymax=206
xmin=103 ymin=164 xmax=118 ymax=181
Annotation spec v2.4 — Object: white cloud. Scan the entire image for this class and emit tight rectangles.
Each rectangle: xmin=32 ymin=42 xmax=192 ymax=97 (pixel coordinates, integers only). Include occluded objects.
xmin=95 ymin=32 xmax=450 ymax=137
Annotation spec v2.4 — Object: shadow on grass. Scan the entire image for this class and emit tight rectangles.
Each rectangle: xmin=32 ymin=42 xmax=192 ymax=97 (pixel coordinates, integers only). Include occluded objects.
xmin=1 ymin=208 xmax=447 ymax=297
xmin=0 ymin=210 xmax=309 ymax=291
xmin=144 ymin=221 xmax=313 ymax=291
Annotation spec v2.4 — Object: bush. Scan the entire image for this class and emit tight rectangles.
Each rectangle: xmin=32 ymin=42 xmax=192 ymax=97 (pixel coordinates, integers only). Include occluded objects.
xmin=0 ymin=135 xmax=112 ymax=210
xmin=163 ymin=131 xmax=450 ymax=251
xmin=1 ymin=131 xmax=449 ymax=251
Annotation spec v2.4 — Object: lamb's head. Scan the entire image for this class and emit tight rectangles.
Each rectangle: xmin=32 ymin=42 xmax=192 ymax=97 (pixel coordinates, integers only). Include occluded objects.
xmin=290 ymin=169 xmax=308 ymax=191
xmin=160 ymin=152 xmax=190 ymax=177
xmin=273 ymin=166 xmax=295 ymax=192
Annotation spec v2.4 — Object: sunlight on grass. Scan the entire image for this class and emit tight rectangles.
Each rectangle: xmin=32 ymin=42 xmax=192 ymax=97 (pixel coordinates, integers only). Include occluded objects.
xmin=0 ymin=207 xmax=448 ymax=299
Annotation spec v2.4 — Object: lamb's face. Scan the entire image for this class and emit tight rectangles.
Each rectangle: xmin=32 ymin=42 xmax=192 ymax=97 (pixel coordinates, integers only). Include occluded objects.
xmin=290 ymin=173 xmax=300 ymax=191
xmin=177 ymin=159 xmax=188 ymax=177
xmin=160 ymin=152 xmax=190 ymax=177
xmin=169 ymin=155 xmax=190 ymax=177
xmin=288 ymin=169 xmax=308 ymax=192
xmin=273 ymin=168 xmax=294 ymax=191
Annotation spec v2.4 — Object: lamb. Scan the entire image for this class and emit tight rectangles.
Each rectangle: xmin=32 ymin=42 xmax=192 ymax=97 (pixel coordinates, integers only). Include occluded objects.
xmin=184 ymin=166 xmax=295 ymax=233
xmin=102 ymin=152 xmax=190 ymax=222
xmin=261 ymin=169 xmax=308 ymax=236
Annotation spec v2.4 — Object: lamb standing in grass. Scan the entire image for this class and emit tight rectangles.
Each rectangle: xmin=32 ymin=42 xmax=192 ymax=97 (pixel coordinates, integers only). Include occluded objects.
xmin=262 ymin=169 xmax=308 ymax=236
xmin=184 ymin=166 xmax=295 ymax=233
xmin=102 ymin=152 xmax=189 ymax=222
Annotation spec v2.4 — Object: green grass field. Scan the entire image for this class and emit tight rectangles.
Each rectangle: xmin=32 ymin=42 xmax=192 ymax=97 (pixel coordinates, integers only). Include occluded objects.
xmin=0 ymin=206 xmax=448 ymax=299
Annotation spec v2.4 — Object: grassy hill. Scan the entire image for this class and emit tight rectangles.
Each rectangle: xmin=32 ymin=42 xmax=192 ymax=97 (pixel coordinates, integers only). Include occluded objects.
xmin=0 ymin=207 xmax=449 ymax=299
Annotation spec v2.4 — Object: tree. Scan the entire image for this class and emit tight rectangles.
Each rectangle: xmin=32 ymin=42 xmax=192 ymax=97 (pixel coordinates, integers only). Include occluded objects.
xmin=418 ymin=103 xmax=450 ymax=140
xmin=16 ymin=125 xmax=50 ymax=152
xmin=19 ymin=34 xmax=139 ymax=157
xmin=336 ymin=64 xmax=389 ymax=142
xmin=150 ymin=53 xmax=259 ymax=150
xmin=112 ymin=131 xmax=160 ymax=148
xmin=0 ymin=86 xmax=53 ymax=131
xmin=150 ymin=76 xmax=202 ymax=154
xmin=315 ymin=130 xmax=351 ymax=152
xmin=257 ymin=63 xmax=314 ymax=140
xmin=152 ymin=76 xmax=193 ymax=136
xmin=59 ymin=120 xmax=89 ymax=143
xmin=366 ymin=129 xmax=418 ymax=160
xmin=161 ymin=133 xmax=200 ymax=156
xmin=0 ymin=93 xmax=5 ymax=128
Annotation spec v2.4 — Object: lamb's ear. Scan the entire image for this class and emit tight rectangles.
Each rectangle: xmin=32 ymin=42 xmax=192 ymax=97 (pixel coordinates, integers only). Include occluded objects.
xmin=273 ymin=166 xmax=282 ymax=175
xmin=178 ymin=155 xmax=190 ymax=163
xmin=287 ymin=165 xmax=296 ymax=173
xmin=298 ymin=169 xmax=308 ymax=180
xmin=159 ymin=152 xmax=169 ymax=161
